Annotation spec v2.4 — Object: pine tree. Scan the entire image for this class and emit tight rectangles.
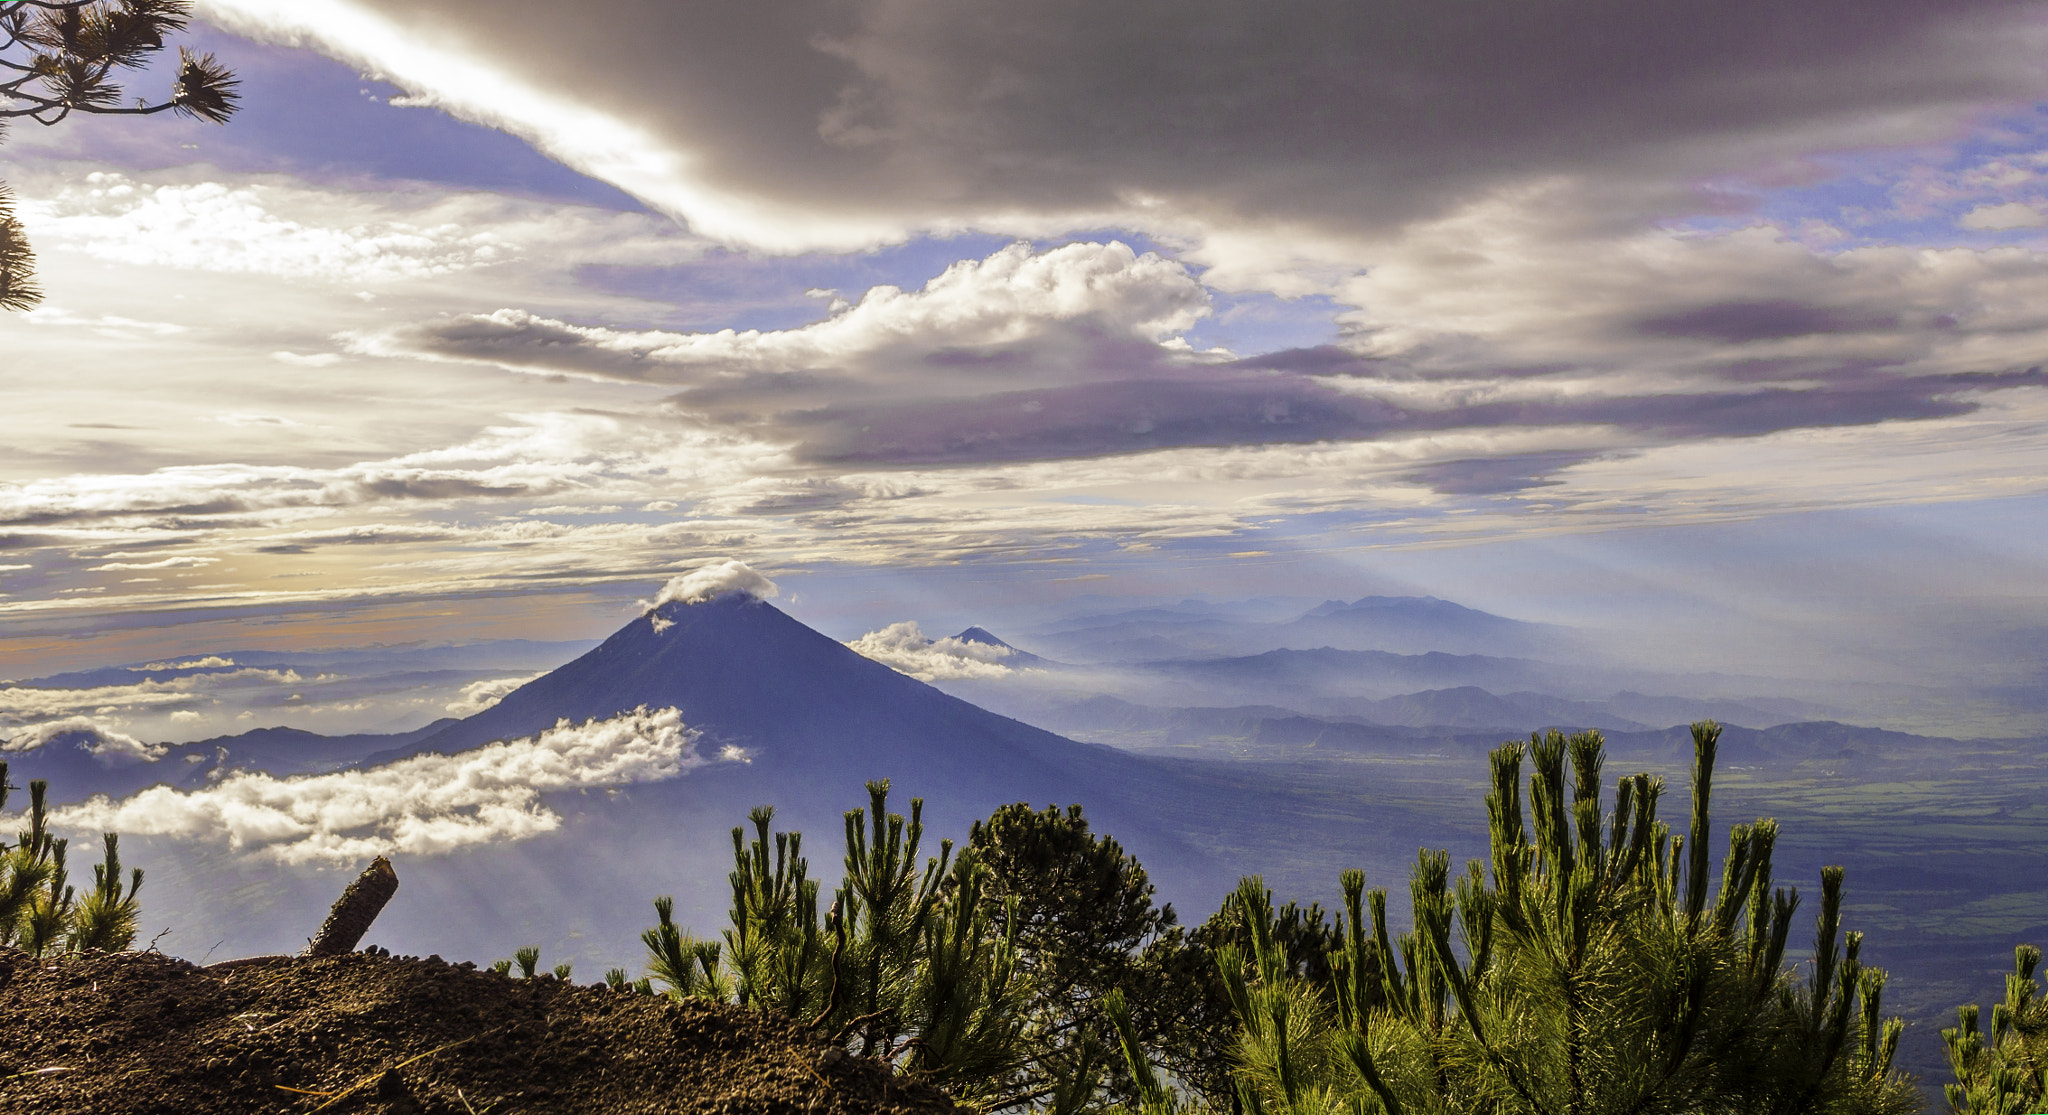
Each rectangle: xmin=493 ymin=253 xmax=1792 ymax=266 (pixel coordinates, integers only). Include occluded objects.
xmin=723 ymin=803 xmax=832 ymax=1020
xmin=642 ymin=894 xmax=733 ymax=1000
xmin=647 ymin=780 xmax=1029 ymax=1105
xmin=1943 ymin=945 xmax=2048 ymax=1114
xmin=65 ymin=831 xmax=143 ymax=953
xmin=1 ymin=0 xmax=239 ymax=309
xmin=0 ymin=765 xmax=143 ymax=954
xmin=1208 ymin=723 xmax=1920 ymax=1115
xmin=1138 ymin=877 xmax=1345 ymax=1112
xmin=967 ymin=802 xmax=1181 ymax=1111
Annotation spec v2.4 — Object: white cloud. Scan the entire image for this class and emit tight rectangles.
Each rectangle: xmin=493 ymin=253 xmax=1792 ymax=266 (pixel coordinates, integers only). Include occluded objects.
xmin=46 ymin=706 xmax=711 ymax=864
xmin=273 ymin=352 xmax=346 ymax=367
xmin=21 ymin=307 xmax=189 ymax=335
xmin=352 ymin=240 xmax=1210 ymax=387
xmin=1330 ymin=192 xmax=2048 ymax=380
xmin=0 ymin=413 xmax=650 ymax=527
xmin=87 ymin=556 xmax=219 ymax=571
xmin=3 ymin=717 xmax=167 ymax=763
xmin=846 ymin=620 xmax=1019 ymax=681
xmin=0 ymin=668 xmax=303 ymax=724
xmin=1959 ymin=202 xmax=2048 ymax=231
xmin=524 ymin=504 xmax=624 ymax=516
xmin=19 ymin=173 xmax=516 ymax=284
xmin=142 ymin=656 xmax=237 ymax=670
xmin=445 ymin=673 xmax=544 ymax=716
xmin=652 ymin=560 xmax=779 ymax=608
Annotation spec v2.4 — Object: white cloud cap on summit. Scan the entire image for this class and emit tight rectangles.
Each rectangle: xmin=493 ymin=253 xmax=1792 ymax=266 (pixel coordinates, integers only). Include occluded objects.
xmin=652 ymin=560 xmax=780 ymax=608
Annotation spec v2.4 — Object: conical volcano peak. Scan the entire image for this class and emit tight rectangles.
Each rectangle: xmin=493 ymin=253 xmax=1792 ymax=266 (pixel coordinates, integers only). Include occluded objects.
xmin=952 ymin=626 xmax=1014 ymax=649
xmin=649 ymin=560 xmax=779 ymax=610
xmin=395 ymin=583 xmax=1110 ymax=792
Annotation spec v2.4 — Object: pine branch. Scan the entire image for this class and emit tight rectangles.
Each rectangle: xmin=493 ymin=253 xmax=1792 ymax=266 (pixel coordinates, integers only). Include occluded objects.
xmin=0 ymin=181 xmax=41 ymax=311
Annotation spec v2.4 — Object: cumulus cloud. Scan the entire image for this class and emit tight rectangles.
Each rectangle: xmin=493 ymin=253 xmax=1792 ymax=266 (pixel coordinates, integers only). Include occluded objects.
xmin=142 ymin=656 xmax=237 ymax=671
xmin=342 ymin=211 xmax=2048 ymax=477
xmin=652 ymin=560 xmax=779 ymax=608
xmin=1960 ymin=203 xmax=2048 ymax=231
xmin=444 ymin=673 xmax=544 ymax=717
xmin=3 ymin=717 xmax=166 ymax=763
xmin=48 ymin=707 xmax=707 ymax=864
xmin=846 ymin=621 xmax=1019 ymax=681
xmin=353 ymin=240 xmax=1208 ymax=386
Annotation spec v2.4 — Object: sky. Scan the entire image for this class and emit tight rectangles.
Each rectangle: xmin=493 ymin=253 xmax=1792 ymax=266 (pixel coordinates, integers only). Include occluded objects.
xmin=5 ymin=0 xmax=2048 ymax=729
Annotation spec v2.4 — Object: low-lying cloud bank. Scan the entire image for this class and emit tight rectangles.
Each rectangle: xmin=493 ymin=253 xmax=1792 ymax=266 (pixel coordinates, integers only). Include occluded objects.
xmin=846 ymin=621 xmax=1020 ymax=681
xmin=47 ymin=707 xmax=708 ymax=865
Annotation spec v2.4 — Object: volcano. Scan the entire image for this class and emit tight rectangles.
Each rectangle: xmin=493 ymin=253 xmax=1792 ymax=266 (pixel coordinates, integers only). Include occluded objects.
xmin=381 ymin=594 xmax=1105 ymax=799
xmin=93 ymin=591 xmax=1297 ymax=965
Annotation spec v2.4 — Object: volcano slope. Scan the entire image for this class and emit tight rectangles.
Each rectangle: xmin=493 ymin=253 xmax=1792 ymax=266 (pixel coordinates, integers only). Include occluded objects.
xmin=387 ymin=593 xmax=1153 ymax=803
xmin=0 ymin=946 xmax=955 ymax=1115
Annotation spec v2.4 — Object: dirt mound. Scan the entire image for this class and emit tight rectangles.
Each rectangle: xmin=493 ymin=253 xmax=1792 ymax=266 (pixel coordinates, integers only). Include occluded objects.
xmin=0 ymin=948 xmax=960 ymax=1115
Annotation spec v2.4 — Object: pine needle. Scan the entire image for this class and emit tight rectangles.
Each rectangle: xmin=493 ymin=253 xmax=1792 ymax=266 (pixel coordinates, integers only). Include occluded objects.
xmin=299 ymin=1030 xmax=494 ymax=1113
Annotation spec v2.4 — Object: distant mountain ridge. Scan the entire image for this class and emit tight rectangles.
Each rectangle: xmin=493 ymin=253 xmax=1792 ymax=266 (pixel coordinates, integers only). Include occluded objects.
xmin=1027 ymin=594 xmax=1575 ymax=661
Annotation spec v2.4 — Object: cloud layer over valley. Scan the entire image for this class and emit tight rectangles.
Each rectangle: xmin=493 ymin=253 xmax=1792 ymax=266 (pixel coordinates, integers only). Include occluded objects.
xmin=46 ymin=707 xmax=708 ymax=864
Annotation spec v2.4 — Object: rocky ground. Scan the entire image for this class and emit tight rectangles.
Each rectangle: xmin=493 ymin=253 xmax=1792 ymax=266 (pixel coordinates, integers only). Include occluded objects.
xmin=0 ymin=947 xmax=961 ymax=1115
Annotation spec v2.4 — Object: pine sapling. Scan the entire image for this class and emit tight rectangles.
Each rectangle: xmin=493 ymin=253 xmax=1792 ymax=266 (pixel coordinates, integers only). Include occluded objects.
xmin=66 ymin=832 xmax=143 ymax=952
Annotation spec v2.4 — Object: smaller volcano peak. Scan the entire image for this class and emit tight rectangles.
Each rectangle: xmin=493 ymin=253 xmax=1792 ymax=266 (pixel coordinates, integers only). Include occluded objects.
xmin=951 ymin=626 xmax=1014 ymax=649
xmin=946 ymin=626 xmax=1051 ymax=668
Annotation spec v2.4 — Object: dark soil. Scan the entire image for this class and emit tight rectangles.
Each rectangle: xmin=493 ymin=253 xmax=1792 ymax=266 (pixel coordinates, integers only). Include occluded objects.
xmin=0 ymin=948 xmax=961 ymax=1115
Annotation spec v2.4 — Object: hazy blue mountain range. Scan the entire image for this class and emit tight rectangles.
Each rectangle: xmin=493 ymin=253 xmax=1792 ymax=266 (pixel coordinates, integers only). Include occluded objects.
xmin=1022 ymin=594 xmax=1579 ymax=660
